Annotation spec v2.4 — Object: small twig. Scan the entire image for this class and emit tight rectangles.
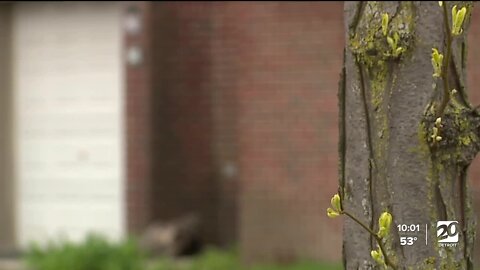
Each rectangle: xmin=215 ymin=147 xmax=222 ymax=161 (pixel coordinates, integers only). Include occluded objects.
xmin=343 ymin=211 xmax=398 ymax=270
xmin=437 ymin=1 xmax=453 ymax=117
xmin=344 ymin=211 xmax=377 ymax=236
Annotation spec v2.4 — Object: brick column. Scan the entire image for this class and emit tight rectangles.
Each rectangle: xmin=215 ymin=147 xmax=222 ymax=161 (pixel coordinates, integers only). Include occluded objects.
xmin=124 ymin=1 xmax=153 ymax=233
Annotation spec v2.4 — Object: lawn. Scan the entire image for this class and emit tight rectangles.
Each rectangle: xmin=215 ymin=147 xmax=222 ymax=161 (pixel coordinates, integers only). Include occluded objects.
xmin=25 ymin=234 xmax=342 ymax=270
xmin=152 ymin=248 xmax=343 ymax=270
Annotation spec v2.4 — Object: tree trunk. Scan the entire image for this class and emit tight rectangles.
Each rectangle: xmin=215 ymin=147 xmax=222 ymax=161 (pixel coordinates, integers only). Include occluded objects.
xmin=340 ymin=2 xmax=477 ymax=269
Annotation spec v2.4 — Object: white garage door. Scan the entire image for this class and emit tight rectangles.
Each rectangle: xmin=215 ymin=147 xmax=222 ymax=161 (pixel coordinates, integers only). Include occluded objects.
xmin=13 ymin=2 xmax=125 ymax=247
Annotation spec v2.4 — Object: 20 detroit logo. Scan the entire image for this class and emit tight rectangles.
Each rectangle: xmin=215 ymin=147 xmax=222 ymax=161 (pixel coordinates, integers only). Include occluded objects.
xmin=437 ymin=221 xmax=459 ymax=246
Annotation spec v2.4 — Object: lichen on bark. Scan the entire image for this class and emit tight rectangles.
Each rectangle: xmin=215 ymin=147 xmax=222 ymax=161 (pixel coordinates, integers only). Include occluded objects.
xmin=340 ymin=1 xmax=477 ymax=269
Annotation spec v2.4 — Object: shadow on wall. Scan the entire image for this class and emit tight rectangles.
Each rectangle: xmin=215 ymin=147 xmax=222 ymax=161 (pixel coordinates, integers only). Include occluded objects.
xmin=148 ymin=1 xmax=345 ymax=265
xmin=149 ymin=2 xmax=239 ymax=248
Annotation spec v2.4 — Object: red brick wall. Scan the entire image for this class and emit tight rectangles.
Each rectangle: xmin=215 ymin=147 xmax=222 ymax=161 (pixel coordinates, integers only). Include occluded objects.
xmin=227 ymin=2 xmax=344 ymax=263
xmin=125 ymin=1 xmax=241 ymax=246
xmin=149 ymin=2 xmax=222 ymax=244
xmin=125 ymin=1 xmax=154 ymax=233
xmin=128 ymin=0 xmax=345 ymax=260
xmin=209 ymin=4 xmax=242 ymax=247
xmin=145 ymin=3 xmax=345 ymax=256
xmin=125 ymin=1 xmax=480 ymax=264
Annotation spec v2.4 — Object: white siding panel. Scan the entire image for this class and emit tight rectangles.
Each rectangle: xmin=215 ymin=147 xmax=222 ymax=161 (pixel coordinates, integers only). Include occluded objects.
xmin=13 ymin=2 xmax=125 ymax=247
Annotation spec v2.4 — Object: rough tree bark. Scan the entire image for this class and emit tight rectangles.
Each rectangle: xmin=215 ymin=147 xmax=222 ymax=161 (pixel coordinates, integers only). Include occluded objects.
xmin=339 ymin=2 xmax=477 ymax=269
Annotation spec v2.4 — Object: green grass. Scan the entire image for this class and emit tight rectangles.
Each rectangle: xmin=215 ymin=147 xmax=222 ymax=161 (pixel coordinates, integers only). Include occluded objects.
xmin=25 ymin=234 xmax=144 ymax=270
xmin=24 ymin=234 xmax=342 ymax=270
xmin=152 ymin=248 xmax=343 ymax=270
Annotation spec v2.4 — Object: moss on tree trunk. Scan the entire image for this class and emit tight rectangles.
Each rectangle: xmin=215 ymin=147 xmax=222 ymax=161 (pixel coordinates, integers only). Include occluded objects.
xmin=339 ymin=1 xmax=477 ymax=269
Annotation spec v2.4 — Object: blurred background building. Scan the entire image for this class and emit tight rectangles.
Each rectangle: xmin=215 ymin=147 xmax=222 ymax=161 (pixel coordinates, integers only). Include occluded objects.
xmin=0 ymin=1 xmax=480 ymax=266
